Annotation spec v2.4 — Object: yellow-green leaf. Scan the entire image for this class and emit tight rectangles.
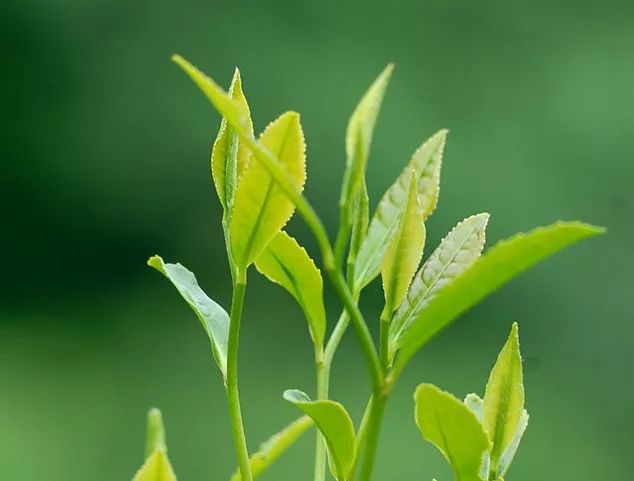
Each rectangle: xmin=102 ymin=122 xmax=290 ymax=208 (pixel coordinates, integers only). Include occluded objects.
xmin=415 ymin=384 xmax=489 ymax=481
xmin=133 ymin=408 xmax=177 ymax=481
xmin=340 ymin=64 xmax=394 ymax=217
xmin=254 ymin=231 xmax=326 ymax=349
xmin=389 ymin=213 xmax=489 ymax=360
xmin=147 ymin=255 xmax=229 ymax=381
xmin=230 ymin=112 xmax=306 ymax=269
xmin=283 ymin=390 xmax=356 ymax=481
xmin=133 ymin=451 xmax=177 ymax=481
xmin=393 ymin=222 xmax=604 ymax=376
xmin=484 ymin=323 xmax=524 ymax=469
xmin=229 ymin=416 xmax=313 ymax=481
xmin=353 ymin=130 xmax=447 ymax=292
xmin=381 ymin=171 xmax=426 ymax=315
xmin=211 ymin=68 xmax=254 ymax=215
xmin=497 ymin=409 xmax=529 ymax=477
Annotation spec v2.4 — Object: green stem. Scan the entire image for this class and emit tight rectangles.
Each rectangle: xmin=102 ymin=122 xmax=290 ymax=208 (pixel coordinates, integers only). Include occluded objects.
xmin=357 ymin=393 xmax=387 ymax=481
xmin=334 ymin=205 xmax=351 ymax=268
xmin=227 ymin=275 xmax=252 ymax=481
xmin=313 ymin=359 xmax=329 ymax=481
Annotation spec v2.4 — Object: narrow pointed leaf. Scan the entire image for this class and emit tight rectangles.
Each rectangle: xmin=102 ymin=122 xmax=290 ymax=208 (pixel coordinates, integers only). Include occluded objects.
xmin=348 ymin=179 xmax=370 ymax=269
xmin=229 ymin=416 xmax=313 ymax=481
xmin=146 ymin=408 xmax=167 ymax=457
xmin=211 ymin=68 xmax=254 ymax=215
xmin=497 ymin=409 xmax=529 ymax=477
xmin=393 ymin=222 xmax=604 ymax=375
xmin=230 ymin=112 xmax=306 ymax=269
xmin=172 ymin=55 xmax=248 ymax=136
xmin=381 ymin=172 xmax=426 ymax=314
xmin=484 ymin=323 xmax=524 ymax=468
xmin=147 ymin=255 xmax=229 ymax=381
xmin=283 ymin=389 xmax=355 ymax=481
xmin=354 ymin=130 xmax=448 ymax=292
xmin=389 ymin=213 xmax=489 ymax=359
xmin=254 ymin=231 xmax=326 ymax=348
xmin=415 ymin=384 xmax=489 ymax=481
xmin=340 ymin=64 xmax=394 ymax=217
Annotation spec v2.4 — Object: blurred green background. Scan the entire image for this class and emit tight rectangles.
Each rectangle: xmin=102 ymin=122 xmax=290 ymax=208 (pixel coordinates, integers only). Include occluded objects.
xmin=1 ymin=0 xmax=631 ymax=479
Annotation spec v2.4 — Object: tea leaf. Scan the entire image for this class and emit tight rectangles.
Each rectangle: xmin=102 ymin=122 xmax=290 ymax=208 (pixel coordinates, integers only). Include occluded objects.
xmin=348 ymin=178 xmax=370 ymax=269
xmin=340 ymin=64 xmax=394 ymax=218
xmin=415 ymin=384 xmax=489 ymax=481
xmin=211 ymin=68 xmax=254 ymax=215
xmin=484 ymin=323 xmax=524 ymax=468
xmin=146 ymin=408 xmax=167 ymax=457
xmin=283 ymin=389 xmax=355 ymax=481
xmin=497 ymin=409 xmax=529 ymax=477
xmin=254 ymin=231 xmax=326 ymax=349
xmin=354 ymin=130 xmax=448 ymax=292
xmin=133 ymin=408 xmax=177 ymax=481
xmin=132 ymin=451 xmax=177 ymax=481
xmin=389 ymin=213 xmax=489 ymax=359
xmin=230 ymin=112 xmax=306 ymax=269
xmin=229 ymin=416 xmax=313 ymax=481
xmin=381 ymin=172 xmax=426 ymax=315
xmin=147 ymin=255 xmax=229 ymax=381
xmin=393 ymin=222 xmax=604 ymax=375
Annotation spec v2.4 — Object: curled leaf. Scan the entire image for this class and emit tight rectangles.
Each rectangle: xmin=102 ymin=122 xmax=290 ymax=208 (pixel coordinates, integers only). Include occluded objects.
xmin=211 ymin=68 xmax=254 ymax=215
xmin=255 ymin=231 xmax=326 ymax=349
xmin=415 ymin=384 xmax=489 ymax=481
xmin=147 ymin=255 xmax=229 ymax=381
xmin=283 ymin=390 xmax=355 ymax=481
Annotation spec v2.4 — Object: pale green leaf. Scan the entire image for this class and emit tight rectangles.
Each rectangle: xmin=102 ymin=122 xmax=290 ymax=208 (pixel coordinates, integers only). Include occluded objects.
xmin=381 ymin=171 xmax=426 ymax=315
xmin=415 ymin=384 xmax=489 ymax=481
xmin=133 ymin=451 xmax=177 ymax=481
xmin=283 ymin=389 xmax=356 ymax=481
xmin=340 ymin=64 xmax=394 ymax=217
xmin=254 ymin=231 xmax=326 ymax=348
xmin=353 ymin=130 xmax=448 ymax=292
xmin=230 ymin=112 xmax=306 ymax=269
xmin=147 ymin=255 xmax=229 ymax=381
xmin=497 ymin=409 xmax=529 ymax=477
xmin=484 ymin=323 xmax=524 ymax=468
xmin=211 ymin=68 xmax=254 ymax=215
xmin=229 ymin=416 xmax=313 ymax=481
xmin=145 ymin=408 xmax=167 ymax=458
xmin=393 ymin=222 xmax=604 ymax=375
xmin=389 ymin=213 xmax=489 ymax=360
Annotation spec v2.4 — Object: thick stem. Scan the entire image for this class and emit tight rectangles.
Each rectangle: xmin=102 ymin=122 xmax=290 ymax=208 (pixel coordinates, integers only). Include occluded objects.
xmin=313 ymin=360 xmax=329 ymax=481
xmin=227 ymin=275 xmax=252 ymax=481
xmin=357 ymin=393 xmax=387 ymax=481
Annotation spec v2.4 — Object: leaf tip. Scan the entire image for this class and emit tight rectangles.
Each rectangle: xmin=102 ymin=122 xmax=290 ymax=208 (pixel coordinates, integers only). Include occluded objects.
xmin=147 ymin=255 xmax=163 ymax=270
xmin=283 ymin=389 xmax=309 ymax=404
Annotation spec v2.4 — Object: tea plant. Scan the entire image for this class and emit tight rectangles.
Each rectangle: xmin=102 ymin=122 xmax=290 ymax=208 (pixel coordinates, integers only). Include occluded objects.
xmin=134 ymin=56 xmax=604 ymax=481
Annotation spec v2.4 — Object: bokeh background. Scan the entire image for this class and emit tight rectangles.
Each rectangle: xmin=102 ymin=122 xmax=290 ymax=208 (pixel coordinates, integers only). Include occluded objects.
xmin=2 ymin=0 xmax=632 ymax=479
